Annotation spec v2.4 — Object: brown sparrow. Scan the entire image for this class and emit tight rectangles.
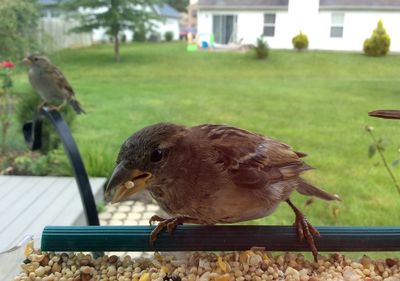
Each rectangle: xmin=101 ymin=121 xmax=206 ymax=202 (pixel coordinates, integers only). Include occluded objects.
xmin=369 ymin=110 xmax=400 ymax=119
xmin=23 ymin=54 xmax=85 ymax=114
xmin=105 ymin=123 xmax=340 ymax=260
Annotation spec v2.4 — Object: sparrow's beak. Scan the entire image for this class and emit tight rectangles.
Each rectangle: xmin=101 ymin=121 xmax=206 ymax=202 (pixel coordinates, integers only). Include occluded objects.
xmin=105 ymin=162 xmax=152 ymax=204
xmin=23 ymin=57 xmax=31 ymax=66
xmin=369 ymin=110 xmax=400 ymax=120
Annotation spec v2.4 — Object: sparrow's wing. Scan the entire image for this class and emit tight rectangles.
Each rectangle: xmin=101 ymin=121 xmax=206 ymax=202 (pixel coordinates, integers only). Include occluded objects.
xmin=46 ymin=64 xmax=75 ymax=98
xmin=194 ymin=124 xmax=311 ymax=189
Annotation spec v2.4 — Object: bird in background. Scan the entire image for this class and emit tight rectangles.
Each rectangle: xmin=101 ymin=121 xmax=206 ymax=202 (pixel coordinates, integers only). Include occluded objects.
xmin=23 ymin=54 xmax=85 ymax=114
xmin=369 ymin=110 xmax=400 ymax=119
xmin=105 ymin=123 xmax=340 ymax=261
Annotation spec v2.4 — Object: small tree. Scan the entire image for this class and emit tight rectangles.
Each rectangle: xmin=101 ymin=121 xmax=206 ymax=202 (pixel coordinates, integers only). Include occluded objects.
xmin=363 ymin=20 xmax=391 ymax=57
xmin=292 ymin=32 xmax=309 ymax=51
xmin=164 ymin=31 xmax=174 ymax=41
xmin=254 ymin=37 xmax=269 ymax=60
xmin=64 ymin=0 xmax=161 ymax=61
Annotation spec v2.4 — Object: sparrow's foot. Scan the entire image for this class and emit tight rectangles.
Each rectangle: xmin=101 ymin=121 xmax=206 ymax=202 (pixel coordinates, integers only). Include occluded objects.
xmin=47 ymin=105 xmax=59 ymax=112
xmin=286 ymin=199 xmax=320 ymax=262
xmin=149 ymin=215 xmax=200 ymax=246
xmin=54 ymin=100 xmax=67 ymax=112
xmin=37 ymin=102 xmax=48 ymax=111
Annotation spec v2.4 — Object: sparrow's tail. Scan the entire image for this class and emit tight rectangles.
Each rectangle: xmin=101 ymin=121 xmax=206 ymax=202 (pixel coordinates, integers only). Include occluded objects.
xmin=297 ymin=178 xmax=340 ymax=201
xmin=69 ymin=98 xmax=85 ymax=114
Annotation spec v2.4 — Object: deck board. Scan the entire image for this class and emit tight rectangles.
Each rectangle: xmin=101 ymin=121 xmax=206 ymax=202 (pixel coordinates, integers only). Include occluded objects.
xmin=0 ymin=176 xmax=106 ymax=252
xmin=0 ymin=175 xmax=106 ymax=281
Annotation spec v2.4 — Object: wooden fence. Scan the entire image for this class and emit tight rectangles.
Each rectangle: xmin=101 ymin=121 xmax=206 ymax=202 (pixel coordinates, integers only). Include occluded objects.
xmin=39 ymin=17 xmax=92 ymax=51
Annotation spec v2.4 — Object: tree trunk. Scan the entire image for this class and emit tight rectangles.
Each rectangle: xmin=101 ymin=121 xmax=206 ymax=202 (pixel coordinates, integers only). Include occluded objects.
xmin=114 ymin=33 xmax=120 ymax=62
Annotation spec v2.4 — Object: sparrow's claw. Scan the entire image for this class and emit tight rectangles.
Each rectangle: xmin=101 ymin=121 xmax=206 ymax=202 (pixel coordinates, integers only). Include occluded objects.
xmin=149 ymin=215 xmax=166 ymax=225
xmin=149 ymin=215 xmax=201 ymax=246
xmin=54 ymin=100 xmax=67 ymax=112
xmin=37 ymin=101 xmax=47 ymax=111
xmin=150 ymin=220 xmax=169 ymax=246
xmin=287 ymin=199 xmax=320 ymax=262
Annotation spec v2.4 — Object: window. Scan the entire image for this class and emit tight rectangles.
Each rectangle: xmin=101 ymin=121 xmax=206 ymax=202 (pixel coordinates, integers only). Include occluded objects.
xmin=213 ymin=15 xmax=238 ymax=44
xmin=263 ymin=14 xmax=276 ymax=37
xmin=330 ymin=13 xmax=344 ymax=38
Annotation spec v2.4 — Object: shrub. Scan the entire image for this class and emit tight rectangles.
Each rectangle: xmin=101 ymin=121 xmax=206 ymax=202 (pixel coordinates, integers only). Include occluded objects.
xmin=0 ymin=0 xmax=39 ymax=61
xmin=17 ymin=91 xmax=76 ymax=153
xmin=363 ymin=20 xmax=391 ymax=57
xmin=292 ymin=32 xmax=309 ymax=51
xmin=133 ymin=31 xmax=146 ymax=42
xmin=254 ymin=37 xmax=269 ymax=60
xmin=120 ymin=33 xmax=127 ymax=43
xmin=133 ymin=25 xmax=147 ymax=42
xmin=164 ymin=31 xmax=174 ymax=41
xmin=149 ymin=33 xmax=161 ymax=42
xmin=11 ymin=149 xmax=72 ymax=176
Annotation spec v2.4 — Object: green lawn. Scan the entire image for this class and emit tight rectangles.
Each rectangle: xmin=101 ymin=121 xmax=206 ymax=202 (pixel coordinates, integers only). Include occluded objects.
xmin=14 ymin=42 xmax=400 ymax=228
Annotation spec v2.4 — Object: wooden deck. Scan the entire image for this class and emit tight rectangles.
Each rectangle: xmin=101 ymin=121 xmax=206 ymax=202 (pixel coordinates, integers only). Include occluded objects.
xmin=0 ymin=175 xmax=106 ymax=281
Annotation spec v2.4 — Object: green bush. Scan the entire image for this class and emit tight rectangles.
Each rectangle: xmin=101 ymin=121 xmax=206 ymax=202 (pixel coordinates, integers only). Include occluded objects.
xmin=11 ymin=150 xmax=72 ymax=176
xmin=149 ymin=33 xmax=161 ymax=42
xmin=363 ymin=20 xmax=391 ymax=57
xmin=292 ymin=32 xmax=309 ymax=51
xmin=254 ymin=37 xmax=269 ymax=60
xmin=17 ymin=91 xmax=76 ymax=153
xmin=0 ymin=0 xmax=39 ymax=61
xmin=133 ymin=31 xmax=146 ymax=42
xmin=133 ymin=25 xmax=147 ymax=42
xmin=164 ymin=31 xmax=174 ymax=42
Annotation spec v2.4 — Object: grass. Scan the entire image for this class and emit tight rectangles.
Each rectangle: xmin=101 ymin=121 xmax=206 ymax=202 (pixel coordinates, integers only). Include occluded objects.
xmin=12 ymin=42 xmax=400 ymax=230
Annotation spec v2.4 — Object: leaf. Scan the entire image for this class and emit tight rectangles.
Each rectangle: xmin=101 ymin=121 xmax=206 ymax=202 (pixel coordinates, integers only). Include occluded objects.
xmin=368 ymin=144 xmax=376 ymax=158
xmin=392 ymin=159 xmax=400 ymax=167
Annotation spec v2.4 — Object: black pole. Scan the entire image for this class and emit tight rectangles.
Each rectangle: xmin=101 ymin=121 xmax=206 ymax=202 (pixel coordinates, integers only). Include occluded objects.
xmin=22 ymin=107 xmax=100 ymax=226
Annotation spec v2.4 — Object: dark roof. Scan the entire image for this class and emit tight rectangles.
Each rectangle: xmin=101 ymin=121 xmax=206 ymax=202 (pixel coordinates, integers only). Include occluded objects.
xmin=320 ymin=0 xmax=400 ymax=10
xmin=153 ymin=4 xmax=181 ymax=18
xmin=197 ymin=0 xmax=289 ymax=10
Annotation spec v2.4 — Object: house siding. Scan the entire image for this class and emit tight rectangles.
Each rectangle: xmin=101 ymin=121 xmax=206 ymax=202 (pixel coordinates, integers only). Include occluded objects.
xmin=315 ymin=11 xmax=400 ymax=51
xmin=198 ymin=10 xmax=290 ymax=48
xmin=197 ymin=0 xmax=400 ymax=52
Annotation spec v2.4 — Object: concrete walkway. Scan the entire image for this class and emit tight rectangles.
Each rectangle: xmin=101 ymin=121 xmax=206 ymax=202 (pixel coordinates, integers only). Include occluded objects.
xmin=98 ymin=192 xmax=164 ymax=227
xmin=98 ymin=192 xmax=165 ymax=258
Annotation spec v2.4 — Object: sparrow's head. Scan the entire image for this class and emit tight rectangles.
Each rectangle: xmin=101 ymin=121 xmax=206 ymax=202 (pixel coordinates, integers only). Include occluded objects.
xmin=105 ymin=123 xmax=186 ymax=203
xmin=23 ymin=54 xmax=51 ymax=69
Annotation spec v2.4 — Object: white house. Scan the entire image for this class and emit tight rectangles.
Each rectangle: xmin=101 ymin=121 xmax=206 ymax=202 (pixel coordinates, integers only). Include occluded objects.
xmin=195 ymin=0 xmax=400 ymax=52
xmin=92 ymin=4 xmax=181 ymax=42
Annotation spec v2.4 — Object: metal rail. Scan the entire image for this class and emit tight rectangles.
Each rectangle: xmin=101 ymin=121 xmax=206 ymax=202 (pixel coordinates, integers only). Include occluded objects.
xmin=41 ymin=225 xmax=400 ymax=252
xmin=22 ymin=107 xmax=100 ymax=226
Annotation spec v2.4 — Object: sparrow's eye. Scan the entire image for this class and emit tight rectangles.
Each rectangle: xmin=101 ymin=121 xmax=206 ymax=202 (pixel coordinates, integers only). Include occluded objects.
xmin=150 ymin=149 xmax=163 ymax=162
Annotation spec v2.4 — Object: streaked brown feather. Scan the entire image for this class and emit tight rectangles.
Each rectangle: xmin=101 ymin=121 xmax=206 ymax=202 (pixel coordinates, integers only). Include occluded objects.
xmin=46 ymin=64 xmax=75 ymax=98
xmin=192 ymin=124 xmax=311 ymax=189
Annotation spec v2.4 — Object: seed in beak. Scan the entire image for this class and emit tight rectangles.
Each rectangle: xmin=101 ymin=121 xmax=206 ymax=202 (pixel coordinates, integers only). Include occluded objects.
xmin=124 ymin=181 xmax=135 ymax=189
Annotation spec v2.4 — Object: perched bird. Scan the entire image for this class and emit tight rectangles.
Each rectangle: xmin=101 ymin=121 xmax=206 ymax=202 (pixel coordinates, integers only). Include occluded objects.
xmin=23 ymin=54 xmax=85 ymax=114
xmin=369 ymin=110 xmax=400 ymax=120
xmin=105 ymin=123 xmax=340 ymax=260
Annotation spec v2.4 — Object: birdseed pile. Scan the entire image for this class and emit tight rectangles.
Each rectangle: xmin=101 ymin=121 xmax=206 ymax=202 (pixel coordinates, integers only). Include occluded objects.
xmin=11 ymin=249 xmax=400 ymax=281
